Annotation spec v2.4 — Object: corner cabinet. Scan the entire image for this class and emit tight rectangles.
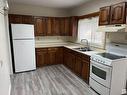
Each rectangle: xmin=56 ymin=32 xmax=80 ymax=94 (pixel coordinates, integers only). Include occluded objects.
xmin=99 ymin=2 xmax=127 ymax=25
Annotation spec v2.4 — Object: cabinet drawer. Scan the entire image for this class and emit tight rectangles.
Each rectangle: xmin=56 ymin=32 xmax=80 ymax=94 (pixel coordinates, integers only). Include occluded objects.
xmin=47 ymin=47 xmax=58 ymax=51
xmin=36 ymin=48 xmax=47 ymax=52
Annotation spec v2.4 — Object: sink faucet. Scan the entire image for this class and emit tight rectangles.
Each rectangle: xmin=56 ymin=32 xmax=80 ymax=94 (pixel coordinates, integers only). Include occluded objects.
xmin=81 ymin=39 xmax=89 ymax=49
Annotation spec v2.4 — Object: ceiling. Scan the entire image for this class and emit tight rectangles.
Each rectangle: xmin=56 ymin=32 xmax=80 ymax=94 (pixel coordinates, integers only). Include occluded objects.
xmin=9 ymin=0 xmax=91 ymax=9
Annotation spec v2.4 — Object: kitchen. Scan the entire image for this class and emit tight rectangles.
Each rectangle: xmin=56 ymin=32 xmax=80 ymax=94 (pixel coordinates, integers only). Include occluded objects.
xmin=1 ymin=0 xmax=127 ymax=95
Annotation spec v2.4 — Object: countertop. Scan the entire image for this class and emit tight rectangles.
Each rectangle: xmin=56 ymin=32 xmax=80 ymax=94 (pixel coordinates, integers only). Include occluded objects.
xmin=35 ymin=41 xmax=105 ymax=56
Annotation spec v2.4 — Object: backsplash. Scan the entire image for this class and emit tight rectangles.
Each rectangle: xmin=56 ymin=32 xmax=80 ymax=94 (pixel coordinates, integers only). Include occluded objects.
xmin=35 ymin=36 xmax=71 ymax=43
xmin=106 ymin=32 xmax=127 ymax=44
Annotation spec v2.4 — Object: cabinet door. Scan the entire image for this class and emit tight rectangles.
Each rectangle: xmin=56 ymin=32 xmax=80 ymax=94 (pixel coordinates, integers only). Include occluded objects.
xmin=67 ymin=52 xmax=75 ymax=71
xmin=82 ymin=60 xmax=90 ymax=84
xmin=70 ymin=16 xmax=78 ymax=37
xmin=22 ymin=15 xmax=33 ymax=24
xmin=36 ymin=48 xmax=47 ymax=67
xmin=56 ymin=48 xmax=63 ymax=64
xmin=47 ymin=48 xmax=57 ymax=65
xmin=46 ymin=17 xmax=52 ymax=36
xmin=99 ymin=6 xmax=110 ymax=25
xmin=65 ymin=17 xmax=70 ymax=36
xmin=9 ymin=14 xmax=22 ymax=24
xmin=75 ymin=56 xmax=82 ymax=76
xmin=110 ymin=2 xmax=126 ymax=24
xmin=52 ymin=18 xmax=60 ymax=35
xmin=34 ymin=17 xmax=46 ymax=36
xmin=60 ymin=18 xmax=65 ymax=36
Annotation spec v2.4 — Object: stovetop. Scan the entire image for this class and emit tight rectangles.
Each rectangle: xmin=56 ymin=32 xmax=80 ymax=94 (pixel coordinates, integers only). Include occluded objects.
xmin=97 ymin=53 xmax=126 ymax=60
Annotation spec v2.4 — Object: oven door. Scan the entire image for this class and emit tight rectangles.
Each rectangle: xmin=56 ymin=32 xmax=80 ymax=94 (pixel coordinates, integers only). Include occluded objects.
xmin=90 ymin=60 xmax=112 ymax=88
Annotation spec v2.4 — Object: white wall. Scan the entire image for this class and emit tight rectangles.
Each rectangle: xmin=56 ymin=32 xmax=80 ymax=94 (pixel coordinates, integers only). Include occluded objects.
xmin=0 ymin=11 xmax=11 ymax=95
xmin=8 ymin=3 xmax=70 ymax=17
xmin=70 ymin=0 xmax=126 ymax=16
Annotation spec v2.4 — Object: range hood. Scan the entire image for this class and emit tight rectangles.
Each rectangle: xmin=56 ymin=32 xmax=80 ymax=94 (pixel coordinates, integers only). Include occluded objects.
xmin=97 ymin=25 xmax=127 ymax=32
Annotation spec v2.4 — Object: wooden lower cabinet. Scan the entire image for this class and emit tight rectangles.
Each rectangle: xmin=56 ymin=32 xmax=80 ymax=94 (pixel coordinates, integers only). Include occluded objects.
xmin=36 ymin=48 xmax=48 ymax=67
xmin=82 ymin=60 xmax=90 ymax=84
xmin=75 ymin=56 xmax=82 ymax=76
xmin=36 ymin=47 xmax=63 ymax=67
xmin=47 ymin=49 xmax=56 ymax=65
xmin=36 ymin=47 xmax=90 ymax=83
xmin=63 ymin=47 xmax=90 ymax=83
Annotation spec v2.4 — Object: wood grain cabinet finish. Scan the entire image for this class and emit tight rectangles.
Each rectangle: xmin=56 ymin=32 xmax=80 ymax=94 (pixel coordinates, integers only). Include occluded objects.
xmin=47 ymin=48 xmax=57 ymax=65
xmin=64 ymin=17 xmax=70 ymax=36
xmin=9 ymin=14 xmax=33 ymax=24
xmin=70 ymin=16 xmax=78 ymax=37
xmin=75 ymin=56 xmax=82 ymax=76
xmin=60 ymin=18 xmax=65 ymax=36
xmin=34 ymin=17 xmax=47 ymax=36
xmin=36 ymin=47 xmax=63 ymax=67
xmin=99 ymin=6 xmax=111 ymax=25
xmin=22 ymin=15 xmax=33 ymax=24
xmin=46 ymin=17 xmax=53 ymax=36
xmin=9 ymin=14 xmax=77 ymax=36
xmin=36 ymin=48 xmax=48 ymax=67
xmin=110 ymin=2 xmax=126 ymax=24
xmin=82 ymin=60 xmax=90 ymax=84
xmin=63 ymin=47 xmax=90 ymax=83
xmin=99 ymin=2 xmax=127 ymax=25
xmin=52 ymin=18 xmax=61 ymax=36
xmin=9 ymin=14 xmax=22 ymax=24
xmin=81 ymin=55 xmax=90 ymax=83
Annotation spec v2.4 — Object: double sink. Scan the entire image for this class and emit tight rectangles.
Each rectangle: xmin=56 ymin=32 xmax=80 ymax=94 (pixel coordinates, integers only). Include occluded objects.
xmin=74 ymin=47 xmax=93 ymax=52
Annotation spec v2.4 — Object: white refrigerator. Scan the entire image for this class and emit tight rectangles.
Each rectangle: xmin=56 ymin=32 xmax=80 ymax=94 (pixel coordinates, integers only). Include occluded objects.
xmin=11 ymin=24 xmax=36 ymax=73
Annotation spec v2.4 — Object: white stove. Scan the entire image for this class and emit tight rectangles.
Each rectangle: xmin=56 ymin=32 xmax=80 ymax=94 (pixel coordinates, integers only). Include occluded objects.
xmin=91 ymin=52 xmax=126 ymax=67
xmin=90 ymin=43 xmax=127 ymax=95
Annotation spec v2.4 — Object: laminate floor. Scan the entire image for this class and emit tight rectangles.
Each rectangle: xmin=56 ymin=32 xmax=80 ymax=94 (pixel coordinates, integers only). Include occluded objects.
xmin=11 ymin=64 xmax=98 ymax=95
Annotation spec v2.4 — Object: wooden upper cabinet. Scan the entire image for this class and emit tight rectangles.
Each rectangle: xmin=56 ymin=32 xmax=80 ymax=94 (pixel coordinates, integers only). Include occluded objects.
xmin=60 ymin=18 xmax=65 ymax=36
xmin=70 ymin=16 xmax=78 ymax=37
xmin=34 ymin=17 xmax=46 ymax=36
xmin=22 ymin=15 xmax=33 ymax=24
xmin=9 ymin=14 xmax=33 ymax=24
xmin=110 ymin=2 xmax=126 ymax=24
xmin=99 ymin=6 xmax=111 ymax=25
xmin=99 ymin=2 xmax=127 ymax=25
xmin=46 ymin=17 xmax=52 ymax=36
xmin=9 ymin=14 xmax=22 ymax=24
xmin=64 ymin=17 xmax=70 ymax=36
xmin=52 ymin=17 xmax=60 ymax=36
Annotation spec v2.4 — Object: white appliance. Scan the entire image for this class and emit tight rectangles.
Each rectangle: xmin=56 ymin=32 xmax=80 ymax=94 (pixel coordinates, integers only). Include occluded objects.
xmin=90 ymin=43 xmax=127 ymax=95
xmin=11 ymin=24 xmax=36 ymax=73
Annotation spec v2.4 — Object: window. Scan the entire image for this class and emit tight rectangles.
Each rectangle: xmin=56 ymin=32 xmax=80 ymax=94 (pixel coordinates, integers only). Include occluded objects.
xmin=78 ymin=17 xmax=105 ymax=48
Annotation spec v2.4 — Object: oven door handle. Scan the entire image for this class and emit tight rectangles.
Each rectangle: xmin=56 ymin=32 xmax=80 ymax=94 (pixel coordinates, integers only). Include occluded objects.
xmin=91 ymin=60 xmax=112 ymax=70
